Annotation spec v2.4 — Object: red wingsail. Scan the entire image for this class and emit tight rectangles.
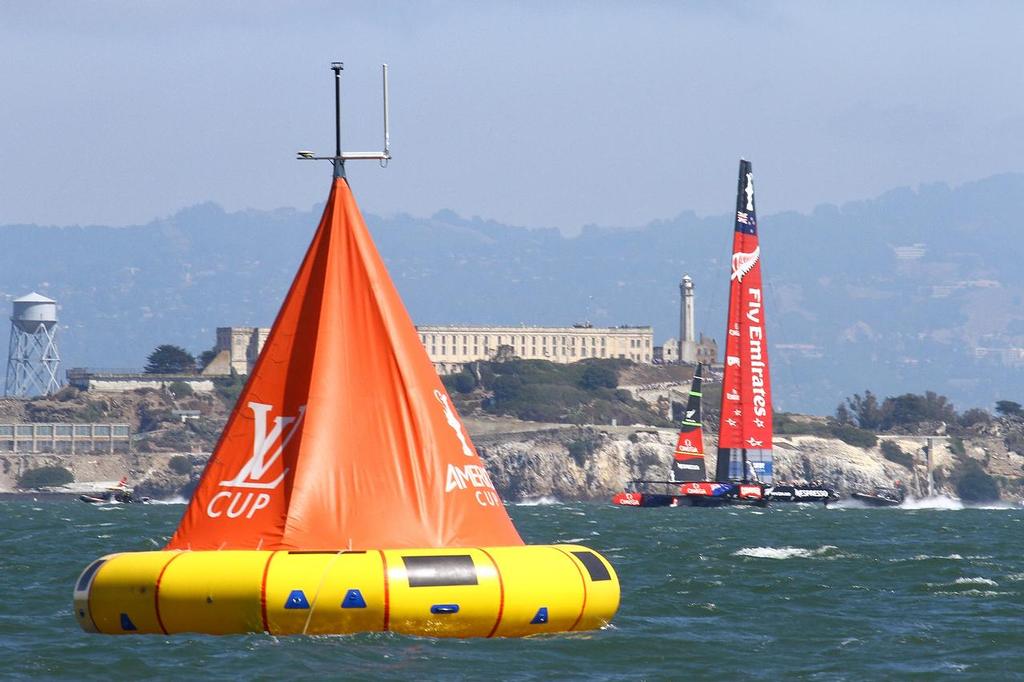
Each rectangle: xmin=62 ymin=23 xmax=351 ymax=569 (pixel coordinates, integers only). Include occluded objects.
xmin=167 ymin=178 xmax=523 ymax=550
xmin=716 ymin=160 xmax=773 ymax=482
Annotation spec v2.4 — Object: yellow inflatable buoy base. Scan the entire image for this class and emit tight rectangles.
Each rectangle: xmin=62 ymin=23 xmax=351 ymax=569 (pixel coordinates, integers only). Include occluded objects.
xmin=74 ymin=545 xmax=619 ymax=638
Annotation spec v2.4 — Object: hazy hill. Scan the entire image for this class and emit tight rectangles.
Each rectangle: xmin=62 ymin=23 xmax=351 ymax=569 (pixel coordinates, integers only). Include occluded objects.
xmin=2 ymin=174 xmax=1023 ymax=414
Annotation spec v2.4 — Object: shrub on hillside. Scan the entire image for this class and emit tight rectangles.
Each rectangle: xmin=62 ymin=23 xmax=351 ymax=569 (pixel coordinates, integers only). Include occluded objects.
xmin=452 ymin=371 xmax=477 ymax=394
xmin=995 ymin=400 xmax=1023 ymax=418
xmin=51 ymin=386 xmax=80 ymax=402
xmin=138 ymin=403 xmax=175 ymax=432
xmin=880 ymin=440 xmax=915 ymax=469
xmin=578 ymin=363 xmax=618 ymax=390
xmin=168 ymin=381 xmax=194 ymax=399
xmin=567 ymin=433 xmax=602 ymax=467
xmin=948 ymin=436 xmax=966 ymax=457
xmin=214 ymin=373 xmax=246 ymax=407
xmin=17 ymin=466 xmax=73 ymax=489
xmin=1005 ymin=432 xmax=1024 ymax=456
xmin=168 ymin=455 xmax=192 ymax=475
xmin=958 ymin=408 xmax=991 ymax=429
xmin=954 ymin=460 xmax=1000 ymax=503
xmin=154 ymin=427 xmax=191 ymax=450
xmin=828 ymin=423 xmax=878 ymax=448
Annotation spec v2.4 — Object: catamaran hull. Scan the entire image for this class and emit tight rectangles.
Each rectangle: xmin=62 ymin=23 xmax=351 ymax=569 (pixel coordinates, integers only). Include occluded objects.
xmin=73 ymin=545 xmax=618 ymax=638
xmin=850 ymin=492 xmax=902 ymax=507
xmin=612 ymin=486 xmax=769 ymax=508
xmin=766 ymin=485 xmax=839 ymax=505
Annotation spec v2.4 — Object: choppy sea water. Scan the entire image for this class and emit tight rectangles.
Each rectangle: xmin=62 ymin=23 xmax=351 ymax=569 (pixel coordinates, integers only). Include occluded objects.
xmin=2 ymin=498 xmax=1023 ymax=680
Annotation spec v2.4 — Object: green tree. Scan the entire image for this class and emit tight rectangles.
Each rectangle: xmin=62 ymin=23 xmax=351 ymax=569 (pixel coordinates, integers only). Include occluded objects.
xmin=880 ymin=440 xmax=914 ymax=468
xmin=453 ymin=371 xmax=477 ymax=394
xmin=879 ymin=391 xmax=956 ymax=430
xmin=167 ymin=381 xmax=194 ymax=398
xmin=834 ymin=403 xmax=854 ymax=426
xmin=954 ymin=460 xmax=1000 ymax=503
xmin=197 ymin=348 xmax=219 ymax=371
xmin=958 ymin=408 xmax=991 ymax=428
xmin=845 ymin=390 xmax=883 ymax=430
xmin=995 ymin=400 xmax=1023 ymax=418
xmin=145 ymin=345 xmax=196 ymax=374
xmin=579 ymin=363 xmax=618 ymax=390
xmin=17 ymin=466 xmax=73 ymax=489
xmin=168 ymin=455 xmax=192 ymax=475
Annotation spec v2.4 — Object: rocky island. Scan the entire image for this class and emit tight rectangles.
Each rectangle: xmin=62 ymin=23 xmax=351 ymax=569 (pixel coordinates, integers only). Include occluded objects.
xmin=1 ymin=359 xmax=1021 ymax=504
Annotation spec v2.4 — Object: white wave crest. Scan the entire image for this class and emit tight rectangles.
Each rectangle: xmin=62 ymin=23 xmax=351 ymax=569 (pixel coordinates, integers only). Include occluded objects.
xmin=953 ymin=577 xmax=998 ymax=586
xmin=514 ymin=496 xmax=561 ymax=506
xmin=900 ymin=495 xmax=964 ymax=510
xmin=733 ymin=545 xmax=837 ymax=560
xmin=934 ymin=590 xmax=1006 ymax=597
xmin=148 ymin=496 xmax=188 ymax=505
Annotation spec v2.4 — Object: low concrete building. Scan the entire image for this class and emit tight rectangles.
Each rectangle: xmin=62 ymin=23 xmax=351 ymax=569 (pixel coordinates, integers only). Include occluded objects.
xmin=0 ymin=422 xmax=131 ymax=453
xmin=66 ymin=369 xmax=215 ymax=394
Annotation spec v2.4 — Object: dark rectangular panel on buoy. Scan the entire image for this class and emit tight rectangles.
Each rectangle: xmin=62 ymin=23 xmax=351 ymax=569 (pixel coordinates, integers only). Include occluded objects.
xmin=572 ymin=551 xmax=611 ymax=582
xmin=402 ymin=555 xmax=478 ymax=587
xmin=76 ymin=559 xmax=106 ymax=592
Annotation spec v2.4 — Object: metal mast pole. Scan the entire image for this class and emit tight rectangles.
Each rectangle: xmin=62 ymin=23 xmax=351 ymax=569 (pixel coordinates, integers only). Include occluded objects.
xmin=298 ymin=61 xmax=390 ymax=175
xmin=331 ymin=61 xmax=344 ymax=178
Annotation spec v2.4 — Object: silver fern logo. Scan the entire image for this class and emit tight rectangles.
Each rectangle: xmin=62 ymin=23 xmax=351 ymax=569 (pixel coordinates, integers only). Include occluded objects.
xmin=731 ymin=246 xmax=760 ymax=281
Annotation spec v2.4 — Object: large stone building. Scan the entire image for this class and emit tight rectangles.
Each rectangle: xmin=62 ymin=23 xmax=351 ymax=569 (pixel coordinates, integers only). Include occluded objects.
xmin=416 ymin=325 xmax=654 ymax=373
xmin=657 ymin=335 xmax=718 ymax=366
xmin=203 ymin=327 xmax=271 ymax=376
xmin=203 ymin=324 xmax=655 ymax=376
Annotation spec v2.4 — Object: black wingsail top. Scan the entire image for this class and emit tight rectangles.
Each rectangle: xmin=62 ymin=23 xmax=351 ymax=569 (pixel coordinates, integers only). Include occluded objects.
xmin=672 ymin=364 xmax=707 ymax=483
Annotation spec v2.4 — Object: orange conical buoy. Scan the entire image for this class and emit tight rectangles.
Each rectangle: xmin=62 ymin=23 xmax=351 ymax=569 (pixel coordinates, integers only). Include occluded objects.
xmin=168 ymin=178 xmax=522 ymax=551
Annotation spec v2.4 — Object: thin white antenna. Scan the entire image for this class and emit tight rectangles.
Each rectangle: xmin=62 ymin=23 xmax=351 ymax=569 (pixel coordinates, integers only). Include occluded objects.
xmin=381 ymin=64 xmax=390 ymax=167
xmin=297 ymin=61 xmax=392 ymax=178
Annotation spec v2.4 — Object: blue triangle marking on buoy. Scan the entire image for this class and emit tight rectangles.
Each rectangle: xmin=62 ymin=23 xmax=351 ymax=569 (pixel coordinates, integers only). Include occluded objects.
xmin=530 ymin=607 xmax=549 ymax=625
xmin=284 ymin=589 xmax=310 ymax=609
xmin=120 ymin=612 xmax=137 ymax=631
xmin=341 ymin=588 xmax=367 ymax=609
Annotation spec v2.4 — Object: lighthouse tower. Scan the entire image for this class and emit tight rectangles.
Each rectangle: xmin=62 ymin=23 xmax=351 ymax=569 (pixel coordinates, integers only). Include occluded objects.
xmin=678 ymin=275 xmax=696 ymax=364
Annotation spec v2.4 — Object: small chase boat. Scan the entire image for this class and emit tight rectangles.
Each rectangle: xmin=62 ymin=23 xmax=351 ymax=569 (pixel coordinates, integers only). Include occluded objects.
xmin=73 ymin=63 xmax=618 ymax=639
xmin=78 ymin=477 xmax=150 ymax=505
xmin=851 ymin=483 xmax=906 ymax=507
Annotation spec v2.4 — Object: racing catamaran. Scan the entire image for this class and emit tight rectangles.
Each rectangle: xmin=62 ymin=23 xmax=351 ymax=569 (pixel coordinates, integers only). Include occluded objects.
xmin=613 ymin=160 xmax=835 ymax=507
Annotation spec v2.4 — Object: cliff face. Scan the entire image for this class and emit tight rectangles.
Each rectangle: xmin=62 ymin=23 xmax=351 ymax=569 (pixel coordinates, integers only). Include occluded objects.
xmin=474 ymin=420 xmax=1024 ymax=502
xmin=4 ymin=417 xmax=1021 ymax=504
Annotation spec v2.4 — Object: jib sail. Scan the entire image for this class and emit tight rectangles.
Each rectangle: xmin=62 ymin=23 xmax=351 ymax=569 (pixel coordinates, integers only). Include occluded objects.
xmin=672 ymin=363 xmax=707 ymax=482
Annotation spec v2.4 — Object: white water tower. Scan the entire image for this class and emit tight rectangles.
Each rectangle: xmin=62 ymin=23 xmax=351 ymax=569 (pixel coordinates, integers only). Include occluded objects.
xmin=4 ymin=292 xmax=62 ymax=397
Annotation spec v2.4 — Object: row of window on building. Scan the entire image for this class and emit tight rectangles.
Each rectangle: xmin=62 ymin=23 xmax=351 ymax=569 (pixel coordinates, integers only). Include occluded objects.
xmin=418 ymin=334 xmax=651 ymax=359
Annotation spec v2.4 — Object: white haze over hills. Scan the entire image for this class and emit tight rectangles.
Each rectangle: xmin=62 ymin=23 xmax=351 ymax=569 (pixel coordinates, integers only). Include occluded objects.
xmin=0 ymin=172 xmax=1022 ymax=415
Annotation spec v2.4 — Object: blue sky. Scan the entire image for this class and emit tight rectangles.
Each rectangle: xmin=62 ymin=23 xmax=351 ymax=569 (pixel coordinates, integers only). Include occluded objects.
xmin=2 ymin=1 xmax=1023 ymax=230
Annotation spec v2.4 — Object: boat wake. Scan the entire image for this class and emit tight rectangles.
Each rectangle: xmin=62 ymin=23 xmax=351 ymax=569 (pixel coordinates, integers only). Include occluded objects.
xmin=733 ymin=545 xmax=838 ymax=560
xmin=900 ymin=495 xmax=964 ymax=510
xmin=148 ymin=496 xmax=188 ymax=505
xmin=513 ymin=496 xmax=562 ymax=506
